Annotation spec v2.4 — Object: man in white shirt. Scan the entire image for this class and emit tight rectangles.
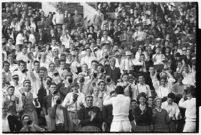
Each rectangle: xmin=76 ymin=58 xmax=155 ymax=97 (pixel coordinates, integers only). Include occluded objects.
xmin=11 ymin=74 xmax=23 ymax=102
xmin=152 ymin=47 xmax=165 ymax=65
xmin=117 ymin=73 xmax=136 ymax=99
xmin=13 ymin=60 xmax=30 ymax=86
xmin=6 ymin=38 xmax=15 ymax=50
xmin=62 ymin=82 xmax=85 ymax=130
xmin=103 ymin=86 xmax=132 ymax=132
xmin=132 ymin=25 xmax=147 ymax=42
xmin=179 ymin=86 xmax=196 ymax=132
xmin=134 ymin=75 xmax=152 ymax=98
xmin=52 ymin=9 xmax=64 ymax=26
xmin=120 ymin=51 xmax=134 ymax=73
xmin=101 ymin=31 xmax=113 ymax=45
xmin=81 ymin=48 xmax=97 ymax=69
xmin=3 ymin=61 xmax=12 ymax=83
xmin=16 ymin=45 xmax=29 ymax=63
xmin=162 ymin=93 xmax=181 ymax=132
xmin=153 ymin=77 xmax=171 ymax=99
xmin=7 ymin=54 xmax=18 ymax=73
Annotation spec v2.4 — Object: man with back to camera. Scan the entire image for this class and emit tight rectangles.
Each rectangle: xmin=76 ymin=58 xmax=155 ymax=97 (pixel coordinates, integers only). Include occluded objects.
xmin=178 ymin=85 xmax=196 ymax=132
xmin=103 ymin=85 xmax=132 ymax=132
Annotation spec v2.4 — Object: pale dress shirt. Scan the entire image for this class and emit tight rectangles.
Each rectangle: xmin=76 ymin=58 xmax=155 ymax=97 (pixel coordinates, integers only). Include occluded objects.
xmin=30 ymin=22 xmax=36 ymax=32
xmin=134 ymin=83 xmax=152 ymax=97
xmin=2 ymin=70 xmax=12 ymax=83
xmin=101 ymin=36 xmax=113 ymax=44
xmin=114 ymin=58 xmax=121 ymax=68
xmin=155 ymin=86 xmax=170 ymax=98
xmin=81 ymin=55 xmax=96 ymax=69
xmin=70 ymin=61 xmax=80 ymax=73
xmin=62 ymin=92 xmax=85 ymax=112
xmin=106 ymin=84 xmax=116 ymax=95
xmin=179 ymin=98 xmax=196 ymax=122
xmin=182 ymin=72 xmax=195 ymax=86
xmin=132 ymin=31 xmax=147 ymax=41
xmin=133 ymin=59 xmax=143 ymax=66
xmin=121 ymin=58 xmax=134 ymax=71
xmin=45 ymin=53 xmax=55 ymax=65
xmin=2 ymin=51 xmax=7 ymax=61
xmin=29 ymin=74 xmax=49 ymax=98
xmin=103 ymin=94 xmax=130 ymax=118
xmin=29 ymin=33 xmax=36 ymax=45
xmin=13 ymin=69 xmax=30 ymax=86
xmin=10 ymin=64 xmax=18 ymax=73
xmin=152 ymin=53 xmax=165 ymax=65
xmin=135 ymin=52 xmax=148 ymax=61
xmin=60 ymin=34 xmax=71 ymax=48
xmin=16 ymin=52 xmax=29 ymax=63
xmin=162 ymin=101 xmax=180 ymax=120
xmin=16 ymin=33 xmax=26 ymax=45
xmin=152 ymin=79 xmax=173 ymax=98
xmin=11 ymin=21 xmax=21 ymax=32
xmin=52 ymin=13 xmax=64 ymax=25
xmin=55 ymin=107 xmax=64 ymax=124
xmin=93 ymin=95 xmax=102 ymax=109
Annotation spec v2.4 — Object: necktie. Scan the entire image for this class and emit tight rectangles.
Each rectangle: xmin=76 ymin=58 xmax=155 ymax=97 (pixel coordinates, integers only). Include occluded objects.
xmin=40 ymin=79 xmax=44 ymax=88
xmin=128 ymin=59 xmax=130 ymax=71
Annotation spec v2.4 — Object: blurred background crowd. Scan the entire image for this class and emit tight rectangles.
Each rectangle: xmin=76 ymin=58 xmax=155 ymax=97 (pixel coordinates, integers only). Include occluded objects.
xmin=2 ymin=2 xmax=197 ymax=133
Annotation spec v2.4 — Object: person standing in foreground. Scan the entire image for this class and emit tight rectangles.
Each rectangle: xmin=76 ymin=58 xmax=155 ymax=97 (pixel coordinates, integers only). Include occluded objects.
xmin=62 ymin=82 xmax=85 ymax=131
xmin=103 ymin=86 xmax=131 ymax=132
xmin=77 ymin=95 xmax=103 ymax=132
xmin=178 ymin=85 xmax=196 ymax=132
xmin=133 ymin=92 xmax=153 ymax=132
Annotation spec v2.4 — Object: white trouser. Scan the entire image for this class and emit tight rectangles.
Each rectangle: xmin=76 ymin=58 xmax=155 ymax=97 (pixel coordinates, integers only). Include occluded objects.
xmin=110 ymin=115 xmax=132 ymax=132
xmin=183 ymin=121 xmax=196 ymax=132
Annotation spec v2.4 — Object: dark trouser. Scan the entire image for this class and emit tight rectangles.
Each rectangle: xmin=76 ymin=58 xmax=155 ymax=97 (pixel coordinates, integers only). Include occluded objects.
xmin=106 ymin=123 xmax=111 ymax=132
xmin=177 ymin=119 xmax=185 ymax=132
xmin=176 ymin=107 xmax=186 ymax=132
xmin=169 ymin=120 xmax=177 ymax=132
xmin=7 ymin=115 xmax=22 ymax=132
xmin=55 ymin=123 xmax=65 ymax=132
xmin=78 ymin=126 xmax=101 ymax=132
xmin=36 ymin=108 xmax=46 ymax=127
xmin=154 ymin=64 xmax=164 ymax=72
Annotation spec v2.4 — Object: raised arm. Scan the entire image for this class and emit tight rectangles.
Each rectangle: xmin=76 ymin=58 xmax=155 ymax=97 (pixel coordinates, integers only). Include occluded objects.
xmin=103 ymin=94 xmax=112 ymax=106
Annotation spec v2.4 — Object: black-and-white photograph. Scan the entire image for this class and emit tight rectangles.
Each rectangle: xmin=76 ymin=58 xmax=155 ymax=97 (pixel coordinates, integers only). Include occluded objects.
xmin=1 ymin=1 xmax=197 ymax=133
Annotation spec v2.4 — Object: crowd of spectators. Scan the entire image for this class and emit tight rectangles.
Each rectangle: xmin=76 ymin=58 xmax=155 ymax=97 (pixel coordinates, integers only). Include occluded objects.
xmin=2 ymin=2 xmax=196 ymax=133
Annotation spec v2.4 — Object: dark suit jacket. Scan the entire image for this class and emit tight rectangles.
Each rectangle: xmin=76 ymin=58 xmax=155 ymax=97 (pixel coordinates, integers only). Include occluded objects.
xmin=78 ymin=106 xmax=103 ymax=129
xmin=35 ymin=32 xmax=48 ymax=44
xmin=50 ymin=105 xmax=72 ymax=132
xmin=105 ymin=66 xmax=121 ymax=84
xmin=134 ymin=106 xmax=153 ymax=126
xmin=43 ymin=94 xmax=53 ymax=115
xmin=102 ymin=105 xmax=113 ymax=131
